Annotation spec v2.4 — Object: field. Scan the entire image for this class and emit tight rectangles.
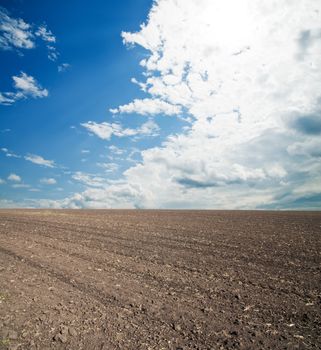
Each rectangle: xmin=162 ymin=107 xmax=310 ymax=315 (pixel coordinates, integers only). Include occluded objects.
xmin=0 ymin=210 xmax=320 ymax=349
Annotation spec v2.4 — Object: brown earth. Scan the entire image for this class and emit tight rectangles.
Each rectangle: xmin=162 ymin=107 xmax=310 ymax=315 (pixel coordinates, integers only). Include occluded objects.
xmin=0 ymin=209 xmax=320 ymax=350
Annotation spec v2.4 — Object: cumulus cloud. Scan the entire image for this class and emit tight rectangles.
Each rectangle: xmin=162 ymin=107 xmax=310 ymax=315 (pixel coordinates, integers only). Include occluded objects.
xmin=40 ymin=178 xmax=57 ymax=185
xmin=81 ymin=121 xmax=132 ymax=140
xmin=81 ymin=119 xmax=159 ymax=140
xmin=13 ymin=72 xmax=48 ymax=98
xmin=34 ymin=0 xmax=321 ymax=209
xmin=110 ymin=98 xmax=182 ymax=116
xmin=7 ymin=173 xmax=21 ymax=182
xmin=24 ymin=154 xmax=55 ymax=168
xmin=0 ymin=7 xmax=58 ymax=58
xmin=0 ymin=7 xmax=34 ymax=50
xmin=0 ymin=72 xmax=48 ymax=105
xmin=39 ymin=182 xmax=146 ymax=209
xmin=35 ymin=24 xmax=56 ymax=43
xmin=287 ymin=139 xmax=321 ymax=158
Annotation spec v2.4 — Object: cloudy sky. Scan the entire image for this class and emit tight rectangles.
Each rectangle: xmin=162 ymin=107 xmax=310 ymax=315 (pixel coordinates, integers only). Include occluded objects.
xmin=1 ymin=0 xmax=320 ymax=209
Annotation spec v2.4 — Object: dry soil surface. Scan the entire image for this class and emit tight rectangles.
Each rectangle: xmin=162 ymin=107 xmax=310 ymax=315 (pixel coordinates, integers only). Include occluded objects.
xmin=0 ymin=210 xmax=320 ymax=349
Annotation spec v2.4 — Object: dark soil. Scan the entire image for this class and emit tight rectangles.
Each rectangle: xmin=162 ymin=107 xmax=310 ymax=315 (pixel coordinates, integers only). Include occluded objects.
xmin=0 ymin=209 xmax=320 ymax=349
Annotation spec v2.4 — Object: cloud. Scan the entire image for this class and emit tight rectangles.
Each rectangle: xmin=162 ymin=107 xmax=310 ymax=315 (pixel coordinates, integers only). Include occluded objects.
xmin=13 ymin=72 xmax=48 ymax=98
xmin=81 ymin=119 xmax=159 ymax=140
xmin=24 ymin=154 xmax=55 ymax=168
xmin=297 ymin=28 xmax=321 ymax=60
xmin=136 ymin=119 xmax=160 ymax=137
xmin=289 ymin=112 xmax=321 ymax=135
xmin=81 ymin=122 xmax=127 ymax=140
xmin=35 ymin=24 xmax=56 ymax=43
xmin=40 ymin=178 xmax=57 ymax=185
xmin=39 ymin=182 xmax=146 ymax=209
xmin=22 ymin=0 xmax=321 ymax=210
xmin=58 ymin=63 xmax=71 ymax=72
xmin=110 ymin=98 xmax=182 ymax=116
xmin=97 ymin=162 xmax=119 ymax=172
xmin=47 ymin=45 xmax=59 ymax=61
xmin=0 ymin=72 xmax=48 ymax=105
xmin=0 ymin=7 xmax=34 ymax=50
xmin=0 ymin=92 xmax=18 ymax=105
xmin=0 ymin=178 xmax=5 ymax=184
xmin=0 ymin=7 xmax=58 ymax=58
xmin=12 ymin=183 xmax=30 ymax=189
xmin=7 ymin=173 xmax=21 ymax=182
xmin=59 ymin=0 xmax=321 ymax=210
xmin=71 ymin=172 xmax=106 ymax=188
xmin=29 ymin=188 xmax=40 ymax=192
xmin=0 ymin=198 xmax=30 ymax=208
xmin=1 ymin=147 xmax=20 ymax=158
xmin=108 ymin=145 xmax=124 ymax=155
xmin=287 ymin=139 xmax=321 ymax=158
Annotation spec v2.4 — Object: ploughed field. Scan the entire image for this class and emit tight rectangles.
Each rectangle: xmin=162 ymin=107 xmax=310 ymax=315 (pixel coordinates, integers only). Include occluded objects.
xmin=0 ymin=210 xmax=320 ymax=350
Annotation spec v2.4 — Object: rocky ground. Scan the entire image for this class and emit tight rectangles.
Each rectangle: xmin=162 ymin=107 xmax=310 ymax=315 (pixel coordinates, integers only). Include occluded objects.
xmin=0 ymin=209 xmax=320 ymax=349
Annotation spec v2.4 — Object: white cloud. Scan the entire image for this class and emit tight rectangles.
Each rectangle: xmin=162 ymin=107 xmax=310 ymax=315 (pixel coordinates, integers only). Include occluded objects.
xmin=0 ymin=7 xmax=34 ymax=50
xmin=1 ymin=147 xmax=20 ymax=158
xmin=0 ymin=8 xmax=57 ymax=59
xmin=287 ymin=138 xmax=321 ymax=158
xmin=39 ymin=182 xmax=146 ymax=209
xmin=0 ymin=92 xmax=17 ymax=105
xmin=136 ymin=119 xmax=160 ymax=137
xmin=61 ymin=0 xmax=321 ymax=209
xmin=12 ymin=183 xmax=30 ymax=189
xmin=97 ymin=162 xmax=119 ymax=172
xmin=72 ymin=172 xmax=106 ymax=188
xmin=0 ymin=198 xmax=26 ymax=208
xmin=40 ymin=178 xmax=57 ymax=185
xmin=81 ymin=119 xmax=159 ymax=140
xmin=29 ymin=188 xmax=40 ymax=192
xmin=24 ymin=154 xmax=55 ymax=168
xmin=0 ymin=178 xmax=5 ymax=184
xmin=110 ymin=98 xmax=182 ymax=116
xmin=0 ymin=72 xmax=48 ymax=105
xmin=58 ymin=63 xmax=71 ymax=72
xmin=81 ymin=122 xmax=123 ymax=140
xmin=13 ymin=72 xmax=48 ymax=98
xmin=0 ymin=7 xmax=63 ymax=73
xmin=47 ymin=45 xmax=58 ymax=61
xmin=35 ymin=25 xmax=56 ymax=43
xmin=8 ymin=173 xmax=21 ymax=182
xmin=20 ymin=0 xmax=321 ymax=210
xmin=108 ymin=145 xmax=124 ymax=155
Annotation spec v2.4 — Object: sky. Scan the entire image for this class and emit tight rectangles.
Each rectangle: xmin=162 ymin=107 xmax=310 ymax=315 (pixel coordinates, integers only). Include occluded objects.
xmin=0 ymin=0 xmax=321 ymax=209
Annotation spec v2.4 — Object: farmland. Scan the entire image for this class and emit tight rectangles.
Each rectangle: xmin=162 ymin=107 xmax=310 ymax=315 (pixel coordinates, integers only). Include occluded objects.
xmin=0 ymin=210 xmax=320 ymax=349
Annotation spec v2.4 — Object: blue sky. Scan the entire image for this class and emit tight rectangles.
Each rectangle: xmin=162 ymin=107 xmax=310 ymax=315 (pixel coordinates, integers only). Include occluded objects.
xmin=1 ymin=0 xmax=321 ymax=209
